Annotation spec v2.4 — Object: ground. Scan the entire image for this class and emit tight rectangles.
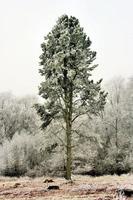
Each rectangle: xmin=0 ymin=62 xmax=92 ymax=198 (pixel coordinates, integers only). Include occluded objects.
xmin=0 ymin=175 xmax=132 ymax=200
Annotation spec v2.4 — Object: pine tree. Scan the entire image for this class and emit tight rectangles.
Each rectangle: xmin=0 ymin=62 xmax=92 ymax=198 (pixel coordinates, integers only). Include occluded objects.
xmin=36 ymin=15 xmax=107 ymax=180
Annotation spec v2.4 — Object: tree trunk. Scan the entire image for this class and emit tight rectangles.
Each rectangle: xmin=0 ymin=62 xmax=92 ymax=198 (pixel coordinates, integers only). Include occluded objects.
xmin=65 ymin=91 xmax=73 ymax=179
xmin=66 ymin=119 xmax=72 ymax=180
xmin=115 ymin=118 xmax=118 ymax=150
xmin=115 ymin=118 xmax=119 ymax=164
xmin=63 ymin=68 xmax=73 ymax=180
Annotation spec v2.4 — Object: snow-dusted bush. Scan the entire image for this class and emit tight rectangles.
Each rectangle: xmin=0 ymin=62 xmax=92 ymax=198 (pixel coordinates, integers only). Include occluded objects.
xmin=0 ymin=132 xmax=47 ymax=176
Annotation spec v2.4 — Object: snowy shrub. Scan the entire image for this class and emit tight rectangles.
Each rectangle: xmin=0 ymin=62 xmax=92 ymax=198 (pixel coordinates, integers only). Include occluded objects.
xmin=0 ymin=132 xmax=47 ymax=176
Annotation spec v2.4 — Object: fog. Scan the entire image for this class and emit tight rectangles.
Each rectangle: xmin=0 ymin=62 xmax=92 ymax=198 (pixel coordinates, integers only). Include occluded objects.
xmin=0 ymin=0 xmax=133 ymax=95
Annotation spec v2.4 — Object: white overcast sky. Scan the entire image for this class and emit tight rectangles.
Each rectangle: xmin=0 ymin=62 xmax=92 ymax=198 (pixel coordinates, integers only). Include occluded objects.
xmin=0 ymin=0 xmax=133 ymax=96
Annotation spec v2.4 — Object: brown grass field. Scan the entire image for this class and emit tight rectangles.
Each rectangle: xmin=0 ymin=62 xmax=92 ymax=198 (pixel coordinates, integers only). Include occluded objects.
xmin=0 ymin=175 xmax=132 ymax=200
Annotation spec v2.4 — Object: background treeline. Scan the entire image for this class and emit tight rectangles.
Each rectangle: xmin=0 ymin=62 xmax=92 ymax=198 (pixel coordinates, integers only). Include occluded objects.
xmin=0 ymin=77 xmax=133 ymax=177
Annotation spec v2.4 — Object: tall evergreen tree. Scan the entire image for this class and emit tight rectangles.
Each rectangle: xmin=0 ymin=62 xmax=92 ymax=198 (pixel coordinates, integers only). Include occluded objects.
xmin=36 ymin=15 xmax=107 ymax=180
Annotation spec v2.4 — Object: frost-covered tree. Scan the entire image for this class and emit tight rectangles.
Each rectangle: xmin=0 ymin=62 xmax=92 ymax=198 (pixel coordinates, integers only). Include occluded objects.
xmin=0 ymin=93 xmax=41 ymax=141
xmin=36 ymin=15 xmax=107 ymax=180
xmin=93 ymin=77 xmax=132 ymax=175
xmin=104 ymin=77 xmax=125 ymax=154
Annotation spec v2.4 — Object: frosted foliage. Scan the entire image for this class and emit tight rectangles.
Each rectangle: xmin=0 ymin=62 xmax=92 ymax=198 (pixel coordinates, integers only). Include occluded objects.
xmin=0 ymin=93 xmax=41 ymax=142
xmin=0 ymin=132 xmax=47 ymax=175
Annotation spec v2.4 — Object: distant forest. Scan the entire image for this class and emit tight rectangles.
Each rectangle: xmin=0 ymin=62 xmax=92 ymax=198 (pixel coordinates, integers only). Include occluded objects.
xmin=0 ymin=77 xmax=133 ymax=177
